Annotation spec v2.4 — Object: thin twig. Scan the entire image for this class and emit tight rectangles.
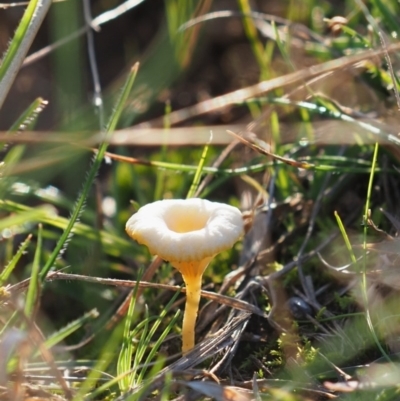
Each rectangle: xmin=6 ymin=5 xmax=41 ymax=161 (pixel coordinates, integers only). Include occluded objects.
xmin=30 ymin=272 xmax=268 ymax=318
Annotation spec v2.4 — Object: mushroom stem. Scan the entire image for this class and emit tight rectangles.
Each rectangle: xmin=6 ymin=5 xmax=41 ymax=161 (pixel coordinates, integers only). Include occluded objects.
xmin=181 ymin=274 xmax=202 ymax=354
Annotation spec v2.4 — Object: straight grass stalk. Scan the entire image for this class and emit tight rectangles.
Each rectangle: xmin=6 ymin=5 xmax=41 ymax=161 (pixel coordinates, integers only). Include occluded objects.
xmin=237 ymin=0 xmax=268 ymax=79
xmin=24 ymin=224 xmax=42 ymax=318
xmin=154 ymin=100 xmax=171 ymax=200
xmin=186 ymin=135 xmax=211 ymax=199
xmin=362 ymin=142 xmax=391 ymax=362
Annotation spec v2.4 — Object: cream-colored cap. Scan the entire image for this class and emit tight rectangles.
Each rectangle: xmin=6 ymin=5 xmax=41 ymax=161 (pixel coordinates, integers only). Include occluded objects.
xmin=126 ymin=198 xmax=244 ymax=263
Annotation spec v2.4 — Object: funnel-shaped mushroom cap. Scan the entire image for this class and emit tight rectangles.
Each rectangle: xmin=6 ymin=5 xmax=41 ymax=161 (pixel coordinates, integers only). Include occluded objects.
xmin=125 ymin=198 xmax=244 ymax=264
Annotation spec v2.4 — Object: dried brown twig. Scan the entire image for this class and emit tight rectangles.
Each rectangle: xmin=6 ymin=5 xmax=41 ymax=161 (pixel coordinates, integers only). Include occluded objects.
xmin=8 ymin=272 xmax=268 ymax=319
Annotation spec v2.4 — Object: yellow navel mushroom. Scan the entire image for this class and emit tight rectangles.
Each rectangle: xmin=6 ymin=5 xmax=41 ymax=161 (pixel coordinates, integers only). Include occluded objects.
xmin=126 ymin=198 xmax=244 ymax=354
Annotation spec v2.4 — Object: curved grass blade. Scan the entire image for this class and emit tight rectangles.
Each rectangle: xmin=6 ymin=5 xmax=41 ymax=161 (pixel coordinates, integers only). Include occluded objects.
xmin=8 ymin=310 xmax=99 ymax=372
xmin=44 ymin=308 xmax=99 ymax=349
xmin=0 ymin=205 xmax=51 ymax=232
xmin=0 ymin=234 xmax=32 ymax=286
xmin=334 ymin=211 xmax=356 ymax=264
xmin=0 ymin=200 xmax=136 ymax=257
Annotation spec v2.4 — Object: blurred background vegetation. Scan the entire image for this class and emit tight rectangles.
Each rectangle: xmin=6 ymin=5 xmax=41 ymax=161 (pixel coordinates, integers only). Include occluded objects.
xmin=2 ymin=0 xmax=400 ymax=399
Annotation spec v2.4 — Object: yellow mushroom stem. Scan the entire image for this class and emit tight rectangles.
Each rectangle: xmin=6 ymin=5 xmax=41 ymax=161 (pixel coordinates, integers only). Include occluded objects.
xmin=171 ymin=256 xmax=214 ymax=354
xmin=181 ymin=273 xmax=202 ymax=353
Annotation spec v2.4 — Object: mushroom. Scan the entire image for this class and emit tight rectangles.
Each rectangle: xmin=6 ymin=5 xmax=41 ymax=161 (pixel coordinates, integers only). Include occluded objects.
xmin=126 ymin=198 xmax=244 ymax=354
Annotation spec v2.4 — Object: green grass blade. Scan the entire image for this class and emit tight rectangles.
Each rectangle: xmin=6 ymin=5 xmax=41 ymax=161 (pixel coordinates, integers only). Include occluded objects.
xmin=0 ymin=199 xmax=136 ymax=257
xmin=39 ymin=63 xmax=139 ymax=281
xmin=72 ymin=323 xmax=124 ymax=400
xmin=117 ymin=279 xmax=140 ymax=392
xmin=1 ymin=145 xmax=27 ymax=176
xmin=127 ymin=356 xmax=167 ymax=401
xmin=87 ymin=343 xmax=165 ymax=400
xmin=6 ymin=310 xmax=99 ymax=372
xmin=132 ymin=306 xmax=150 ymax=385
xmin=154 ymin=100 xmax=171 ymax=200
xmin=272 ymin=21 xmax=296 ymax=73
xmin=136 ymin=309 xmax=180 ymax=384
xmin=0 ymin=234 xmax=32 ymax=286
xmin=117 ymin=284 xmax=182 ymax=389
xmin=8 ymin=97 xmax=48 ymax=132
xmin=334 ymin=211 xmax=356 ymax=264
xmin=0 ymin=0 xmax=41 ymax=78
xmin=237 ymin=0 xmax=268 ymax=79
xmin=106 ymin=63 xmax=139 ymax=133
xmin=24 ymin=224 xmax=42 ymax=318
xmin=186 ymin=136 xmax=210 ymax=199
xmin=0 ymin=312 xmax=18 ymax=338
xmin=134 ymin=285 xmax=182 ymax=384
xmin=362 ymin=143 xmax=391 ymax=362
xmin=370 ymin=0 xmax=399 ymax=35
xmin=44 ymin=309 xmax=99 ymax=349
xmin=363 ymin=144 xmax=379 ymax=242
xmin=0 ymin=206 xmax=50 ymax=232
xmin=116 ymin=317 xmax=158 ymax=390
xmin=0 ymin=97 xmax=48 ymax=152
xmin=0 ymin=0 xmax=52 ymax=109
